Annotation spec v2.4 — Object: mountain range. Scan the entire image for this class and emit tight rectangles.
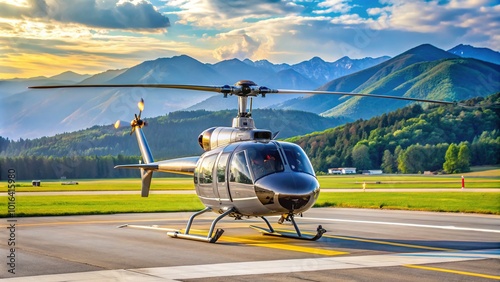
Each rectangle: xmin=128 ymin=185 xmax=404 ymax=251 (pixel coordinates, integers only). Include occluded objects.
xmin=0 ymin=109 xmax=348 ymax=159
xmin=448 ymin=44 xmax=500 ymax=65
xmin=277 ymin=44 xmax=500 ymax=119
xmin=0 ymin=43 xmax=499 ymax=140
xmin=0 ymin=54 xmax=389 ymax=139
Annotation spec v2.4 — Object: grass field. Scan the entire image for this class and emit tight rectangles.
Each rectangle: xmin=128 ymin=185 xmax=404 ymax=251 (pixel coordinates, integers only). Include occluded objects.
xmin=2 ymin=192 xmax=499 ymax=217
xmin=7 ymin=194 xmax=204 ymax=217
xmin=316 ymin=192 xmax=500 ymax=214
xmin=1 ymin=177 xmax=194 ymax=192
xmin=2 ymin=168 xmax=499 ymax=192
xmin=2 ymin=167 xmax=499 ymax=217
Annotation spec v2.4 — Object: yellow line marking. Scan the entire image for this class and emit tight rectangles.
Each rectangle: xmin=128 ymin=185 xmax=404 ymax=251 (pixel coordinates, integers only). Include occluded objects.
xmin=404 ymin=264 xmax=500 ymax=280
xmin=186 ymin=229 xmax=348 ymax=256
xmin=324 ymin=234 xmax=454 ymax=251
xmin=224 ymin=236 xmax=347 ymax=256
xmin=250 ymin=243 xmax=347 ymax=256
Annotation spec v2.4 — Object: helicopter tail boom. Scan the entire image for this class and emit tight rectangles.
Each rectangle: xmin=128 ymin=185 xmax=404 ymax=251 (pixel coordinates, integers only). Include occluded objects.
xmin=115 ymin=156 xmax=199 ymax=197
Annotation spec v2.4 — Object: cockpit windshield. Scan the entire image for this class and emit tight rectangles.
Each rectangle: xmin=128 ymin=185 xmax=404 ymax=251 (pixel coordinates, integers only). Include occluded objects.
xmin=246 ymin=143 xmax=284 ymax=181
xmin=282 ymin=143 xmax=315 ymax=176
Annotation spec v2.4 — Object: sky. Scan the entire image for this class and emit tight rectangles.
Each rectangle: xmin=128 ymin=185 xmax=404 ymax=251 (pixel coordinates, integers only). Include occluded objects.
xmin=0 ymin=0 xmax=498 ymax=79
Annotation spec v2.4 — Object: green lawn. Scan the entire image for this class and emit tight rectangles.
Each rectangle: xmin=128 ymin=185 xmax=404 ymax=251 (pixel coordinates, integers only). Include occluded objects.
xmin=2 ymin=169 xmax=499 ymax=217
xmin=2 ymin=173 xmax=499 ymax=192
xmin=5 ymin=194 xmax=204 ymax=217
xmin=2 ymin=191 xmax=499 ymax=217
xmin=1 ymin=177 xmax=194 ymax=192
xmin=318 ymin=175 xmax=500 ymax=189
xmin=316 ymin=192 xmax=500 ymax=214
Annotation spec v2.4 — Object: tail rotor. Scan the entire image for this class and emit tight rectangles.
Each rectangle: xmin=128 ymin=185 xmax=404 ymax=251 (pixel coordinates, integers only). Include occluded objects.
xmin=114 ymin=98 xmax=148 ymax=135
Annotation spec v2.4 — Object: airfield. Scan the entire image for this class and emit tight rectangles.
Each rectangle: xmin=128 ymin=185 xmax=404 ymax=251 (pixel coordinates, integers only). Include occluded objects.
xmin=1 ymin=207 xmax=499 ymax=281
xmin=2 ymin=172 xmax=500 ymax=281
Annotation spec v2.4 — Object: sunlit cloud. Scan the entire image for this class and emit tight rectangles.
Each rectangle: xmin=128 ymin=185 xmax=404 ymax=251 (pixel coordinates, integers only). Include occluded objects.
xmin=0 ymin=0 xmax=170 ymax=30
xmin=368 ymin=0 xmax=497 ymax=35
xmin=0 ymin=0 xmax=498 ymax=79
xmin=0 ymin=0 xmax=30 ymax=8
xmin=315 ymin=0 xmax=353 ymax=14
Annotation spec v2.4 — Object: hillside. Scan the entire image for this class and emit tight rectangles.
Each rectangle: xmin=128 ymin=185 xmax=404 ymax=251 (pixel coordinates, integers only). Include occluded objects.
xmin=0 ymin=54 xmax=386 ymax=140
xmin=0 ymin=109 xmax=348 ymax=159
xmin=2 ymin=43 xmax=498 ymax=141
xmin=321 ymin=58 xmax=500 ymax=119
xmin=275 ymin=44 xmax=500 ymax=120
xmin=287 ymin=93 xmax=500 ymax=172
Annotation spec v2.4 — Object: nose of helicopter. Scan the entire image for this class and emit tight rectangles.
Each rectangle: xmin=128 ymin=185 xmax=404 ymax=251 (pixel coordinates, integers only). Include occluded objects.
xmin=254 ymin=172 xmax=320 ymax=213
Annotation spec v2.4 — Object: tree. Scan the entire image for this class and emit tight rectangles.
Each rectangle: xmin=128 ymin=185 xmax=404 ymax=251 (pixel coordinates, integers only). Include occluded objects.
xmin=394 ymin=145 xmax=403 ymax=173
xmin=443 ymin=143 xmax=459 ymax=173
xmin=398 ymin=144 xmax=427 ymax=173
xmin=457 ymin=143 xmax=471 ymax=172
xmin=381 ymin=150 xmax=395 ymax=173
xmin=352 ymin=144 xmax=372 ymax=170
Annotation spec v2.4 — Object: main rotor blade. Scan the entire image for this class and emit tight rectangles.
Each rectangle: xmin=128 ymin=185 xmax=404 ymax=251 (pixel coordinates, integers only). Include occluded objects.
xmin=29 ymin=83 xmax=457 ymax=105
xmin=29 ymin=84 xmax=224 ymax=93
xmin=275 ymin=89 xmax=456 ymax=105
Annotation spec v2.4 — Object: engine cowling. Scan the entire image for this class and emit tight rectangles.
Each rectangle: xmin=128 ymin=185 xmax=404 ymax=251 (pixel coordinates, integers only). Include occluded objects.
xmin=198 ymin=127 xmax=273 ymax=151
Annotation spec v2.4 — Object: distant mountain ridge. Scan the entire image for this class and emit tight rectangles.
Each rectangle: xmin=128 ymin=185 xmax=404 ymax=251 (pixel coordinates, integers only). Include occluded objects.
xmin=274 ymin=44 xmax=500 ymax=120
xmin=49 ymin=71 xmax=92 ymax=82
xmin=1 ymin=43 xmax=499 ymax=140
xmin=448 ymin=44 xmax=500 ymax=65
xmin=243 ymin=55 xmax=391 ymax=86
xmin=0 ymin=54 xmax=389 ymax=139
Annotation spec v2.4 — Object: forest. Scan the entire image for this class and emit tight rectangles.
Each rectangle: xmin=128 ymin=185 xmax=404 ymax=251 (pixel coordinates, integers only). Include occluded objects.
xmin=288 ymin=93 xmax=500 ymax=173
xmin=0 ymin=94 xmax=498 ymax=180
xmin=0 ymin=109 xmax=346 ymax=158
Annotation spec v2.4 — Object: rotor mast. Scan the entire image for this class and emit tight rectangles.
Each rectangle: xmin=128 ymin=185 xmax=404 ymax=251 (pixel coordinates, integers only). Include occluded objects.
xmin=231 ymin=80 xmax=262 ymax=129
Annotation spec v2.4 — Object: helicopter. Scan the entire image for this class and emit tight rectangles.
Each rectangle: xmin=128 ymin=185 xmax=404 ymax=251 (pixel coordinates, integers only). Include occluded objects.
xmin=30 ymin=80 xmax=456 ymax=243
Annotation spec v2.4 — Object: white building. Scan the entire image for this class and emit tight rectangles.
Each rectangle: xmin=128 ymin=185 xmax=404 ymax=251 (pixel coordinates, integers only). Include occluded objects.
xmin=341 ymin=168 xmax=357 ymax=174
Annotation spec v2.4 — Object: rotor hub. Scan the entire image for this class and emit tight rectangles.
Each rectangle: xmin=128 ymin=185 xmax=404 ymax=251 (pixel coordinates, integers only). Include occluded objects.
xmin=234 ymin=80 xmax=257 ymax=87
xmin=235 ymin=80 xmax=257 ymax=95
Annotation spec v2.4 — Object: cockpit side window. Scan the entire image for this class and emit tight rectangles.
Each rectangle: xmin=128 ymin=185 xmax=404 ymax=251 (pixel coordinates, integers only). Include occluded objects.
xmin=247 ymin=144 xmax=284 ymax=181
xmin=217 ymin=153 xmax=230 ymax=183
xmin=282 ymin=143 xmax=315 ymax=176
xmin=199 ymin=154 xmax=217 ymax=184
xmin=229 ymin=151 xmax=253 ymax=184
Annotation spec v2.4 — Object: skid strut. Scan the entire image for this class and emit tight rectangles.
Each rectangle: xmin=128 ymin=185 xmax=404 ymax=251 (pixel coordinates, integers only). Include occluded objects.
xmin=251 ymin=213 xmax=326 ymax=241
xmin=167 ymin=207 xmax=234 ymax=243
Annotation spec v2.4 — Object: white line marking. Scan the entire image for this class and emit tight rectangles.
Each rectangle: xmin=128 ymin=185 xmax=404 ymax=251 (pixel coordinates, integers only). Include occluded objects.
xmin=3 ymin=249 xmax=499 ymax=281
xmin=298 ymin=217 xmax=500 ymax=233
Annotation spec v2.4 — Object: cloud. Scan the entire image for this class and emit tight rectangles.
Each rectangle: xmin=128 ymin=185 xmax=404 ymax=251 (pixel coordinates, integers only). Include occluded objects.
xmin=213 ymin=32 xmax=261 ymax=60
xmin=369 ymin=0 xmax=495 ymax=32
xmin=315 ymin=0 xmax=353 ymax=14
xmin=165 ymin=0 xmax=302 ymax=28
xmin=0 ymin=33 xmax=195 ymax=78
xmin=0 ymin=0 xmax=170 ymax=30
xmin=1 ymin=0 xmax=498 ymax=79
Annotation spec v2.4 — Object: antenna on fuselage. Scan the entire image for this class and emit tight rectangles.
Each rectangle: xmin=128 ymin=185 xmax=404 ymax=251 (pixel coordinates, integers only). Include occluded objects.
xmin=249 ymin=97 xmax=253 ymax=117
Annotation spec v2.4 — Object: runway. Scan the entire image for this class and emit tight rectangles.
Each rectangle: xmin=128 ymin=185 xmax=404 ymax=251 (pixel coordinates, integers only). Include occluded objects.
xmin=1 ymin=208 xmax=499 ymax=281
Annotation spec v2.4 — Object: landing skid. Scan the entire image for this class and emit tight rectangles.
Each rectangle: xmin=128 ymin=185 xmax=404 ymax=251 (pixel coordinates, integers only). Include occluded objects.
xmin=118 ymin=207 xmax=233 ymax=243
xmin=250 ymin=214 xmax=326 ymax=241
xmin=167 ymin=207 xmax=234 ymax=243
